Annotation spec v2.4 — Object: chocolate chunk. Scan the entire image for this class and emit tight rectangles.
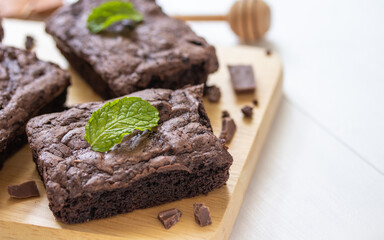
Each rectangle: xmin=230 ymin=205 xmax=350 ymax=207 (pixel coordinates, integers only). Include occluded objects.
xmin=241 ymin=106 xmax=253 ymax=118
xmin=222 ymin=110 xmax=230 ymax=118
xmin=8 ymin=180 xmax=40 ymax=199
xmin=193 ymin=203 xmax=212 ymax=227
xmin=228 ymin=65 xmax=256 ymax=94
xmin=252 ymin=99 xmax=259 ymax=106
xmin=266 ymin=49 xmax=272 ymax=55
xmin=157 ymin=208 xmax=182 ymax=229
xmin=25 ymin=35 xmax=35 ymax=51
xmin=206 ymin=85 xmax=221 ymax=103
xmin=0 ymin=18 xmax=3 ymax=42
xmin=219 ymin=117 xmax=237 ymax=143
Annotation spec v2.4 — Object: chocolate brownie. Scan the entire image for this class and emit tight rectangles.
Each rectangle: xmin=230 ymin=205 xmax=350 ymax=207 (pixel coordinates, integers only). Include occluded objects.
xmin=0 ymin=44 xmax=70 ymax=169
xmin=26 ymin=85 xmax=233 ymax=224
xmin=46 ymin=0 xmax=219 ymax=99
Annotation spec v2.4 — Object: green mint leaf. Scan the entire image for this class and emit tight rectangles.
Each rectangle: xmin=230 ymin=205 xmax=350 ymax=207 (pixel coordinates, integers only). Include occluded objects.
xmin=84 ymin=97 xmax=159 ymax=152
xmin=87 ymin=1 xmax=143 ymax=33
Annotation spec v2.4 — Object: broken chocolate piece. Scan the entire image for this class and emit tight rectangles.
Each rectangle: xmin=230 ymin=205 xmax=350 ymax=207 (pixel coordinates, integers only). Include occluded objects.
xmin=158 ymin=208 xmax=182 ymax=229
xmin=228 ymin=65 xmax=256 ymax=94
xmin=0 ymin=18 xmax=3 ymax=42
xmin=25 ymin=35 xmax=35 ymax=51
xmin=219 ymin=117 xmax=237 ymax=143
xmin=8 ymin=180 xmax=40 ymax=199
xmin=222 ymin=110 xmax=230 ymax=118
xmin=241 ymin=106 xmax=253 ymax=118
xmin=252 ymin=99 xmax=259 ymax=106
xmin=193 ymin=203 xmax=212 ymax=227
xmin=206 ymin=85 xmax=221 ymax=103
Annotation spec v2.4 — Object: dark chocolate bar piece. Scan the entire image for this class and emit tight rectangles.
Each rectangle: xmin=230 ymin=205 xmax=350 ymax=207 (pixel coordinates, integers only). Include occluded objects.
xmin=241 ymin=106 xmax=253 ymax=118
xmin=228 ymin=65 xmax=256 ymax=94
xmin=222 ymin=110 xmax=230 ymax=118
xmin=25 ymin=35 xmax=35 ymax=51
xmin=158 ymin=208 xmax=182 ymax=229
xmin=206 ymin=85 xmax=221 ymax=103
xmin=8 ymin=180 xmax=40 ymax=199
xmin=0 ymin=18 xmax=3 ymax=42
xmin=219 ymin=117 xmax=237 ymax=143
xmin=193 ymin=203 xmax=212 ymax=227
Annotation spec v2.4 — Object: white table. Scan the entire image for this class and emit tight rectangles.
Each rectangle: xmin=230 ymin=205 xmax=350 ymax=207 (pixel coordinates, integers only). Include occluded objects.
xmin=157 ymin=0 xmax=384 ymax=239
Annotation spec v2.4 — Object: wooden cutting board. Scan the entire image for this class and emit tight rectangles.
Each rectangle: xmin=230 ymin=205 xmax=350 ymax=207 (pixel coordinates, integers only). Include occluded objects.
xmin=0 ymin=19 xmax=283 ymax=240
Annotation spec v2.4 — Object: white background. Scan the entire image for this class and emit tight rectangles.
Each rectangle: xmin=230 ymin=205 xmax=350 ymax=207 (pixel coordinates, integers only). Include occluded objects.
xmin=157 ymin=0 xmax=384 ymax=239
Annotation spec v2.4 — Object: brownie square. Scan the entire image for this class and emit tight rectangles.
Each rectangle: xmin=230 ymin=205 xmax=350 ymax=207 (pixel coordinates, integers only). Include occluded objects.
xmin=26 ymin=85 xmax=233 ymax=224
xmin=46 ymin=0 xmax=219 ymax=99
xmin=0 ymin=44 xmax=70 ymax=169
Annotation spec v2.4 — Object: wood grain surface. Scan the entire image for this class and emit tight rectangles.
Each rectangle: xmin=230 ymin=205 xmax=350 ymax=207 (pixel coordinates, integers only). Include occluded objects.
xmin=0 ymin=19 xmax=282 ymax=240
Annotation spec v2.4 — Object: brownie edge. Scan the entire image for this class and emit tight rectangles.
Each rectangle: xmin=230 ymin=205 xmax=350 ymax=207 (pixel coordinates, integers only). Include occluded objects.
xmin=26 ymin=85 xmax=233 ymax=224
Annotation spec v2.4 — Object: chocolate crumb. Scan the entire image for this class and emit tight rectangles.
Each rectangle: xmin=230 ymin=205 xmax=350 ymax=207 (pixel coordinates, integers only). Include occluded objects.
xmin=157 ymin=208 xmax=182 ymax=229
xmin=222 ymin=110 xmax=230 ymax=118
xmin=0 ymin=19 xmax=3 ymax=42
xmin=206 ymin=85 xmax=221 ymax=103
xmin=227 ymin=65 xmax=256 ymax=94
xmin=8 ymin=180 xmax=40 ymax=199
xmin=266 ymin=49 xmax=272 ymax=55
xmin=25 ymin=35 xmax=35 ymax=51
xmin=193 ymin=203 xmax=212 ymax=227
xmin=252 ymin=99 xmax=258 ymax=106
xmin=241 ymin=106 xmax=253 ymax=118
xmin=219 ymin=117 xmax=236 ymax=143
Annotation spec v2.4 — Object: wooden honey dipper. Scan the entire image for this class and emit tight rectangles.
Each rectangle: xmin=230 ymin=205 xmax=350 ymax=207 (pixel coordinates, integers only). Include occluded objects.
xmin=173 ymin=0 xmax=271 ymax=43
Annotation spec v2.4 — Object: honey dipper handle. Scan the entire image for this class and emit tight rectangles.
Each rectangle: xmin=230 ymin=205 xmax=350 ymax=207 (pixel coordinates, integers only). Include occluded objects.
xmin=172 ymin=15 xmax=227 ymax=21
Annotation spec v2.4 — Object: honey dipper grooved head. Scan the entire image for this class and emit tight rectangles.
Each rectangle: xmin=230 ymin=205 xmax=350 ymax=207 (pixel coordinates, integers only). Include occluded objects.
xmin=228 ymin=0 xmax=271 ymax=43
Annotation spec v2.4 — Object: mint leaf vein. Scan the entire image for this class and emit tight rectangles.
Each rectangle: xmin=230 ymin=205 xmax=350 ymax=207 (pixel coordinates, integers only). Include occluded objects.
xmin=84 ymin=97 xmax=159 ymax=152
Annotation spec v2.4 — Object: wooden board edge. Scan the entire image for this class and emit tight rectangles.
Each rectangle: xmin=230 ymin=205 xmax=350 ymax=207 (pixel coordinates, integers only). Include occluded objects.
xmin=213 ymin=68 xmax=283 ymax=240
